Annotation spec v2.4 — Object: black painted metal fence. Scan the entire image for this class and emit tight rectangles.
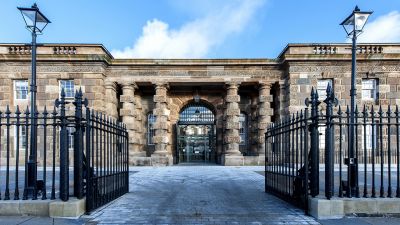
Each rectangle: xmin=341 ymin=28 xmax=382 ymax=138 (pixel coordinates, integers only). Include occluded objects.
xmin=264 ymin=108 xmax=309 ymax=209
xmin=0 ymin=88 xmax=129 ymax=214
xmin=265 ymin=84 xmax=400 ymax=212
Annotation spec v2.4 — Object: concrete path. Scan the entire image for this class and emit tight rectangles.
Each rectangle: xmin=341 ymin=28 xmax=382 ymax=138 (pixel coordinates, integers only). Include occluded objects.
xmin=84 ymin=166 xmax=319 ymax=224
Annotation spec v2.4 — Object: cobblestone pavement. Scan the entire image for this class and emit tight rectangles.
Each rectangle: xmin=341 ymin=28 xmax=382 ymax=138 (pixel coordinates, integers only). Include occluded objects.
xmin=84 ymin=165 xmax=319 ymax=225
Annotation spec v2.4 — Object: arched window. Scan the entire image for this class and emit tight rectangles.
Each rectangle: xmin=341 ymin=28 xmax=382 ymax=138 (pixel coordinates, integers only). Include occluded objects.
xmin=147 ymin=113 xmax=156 ymax=145
xmin=239 ymin=113 xmax=247 ymax=146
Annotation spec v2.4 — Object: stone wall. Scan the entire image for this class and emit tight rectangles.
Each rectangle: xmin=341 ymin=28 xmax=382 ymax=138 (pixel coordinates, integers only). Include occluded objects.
xmin=0 ymin=43 xmax=398 ymax=166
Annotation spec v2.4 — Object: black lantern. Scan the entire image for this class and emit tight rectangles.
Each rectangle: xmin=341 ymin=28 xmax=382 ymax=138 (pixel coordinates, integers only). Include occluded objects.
xmin=340 ymin=6 xmax=372 ymax=37
xmin=18 ymin=3 xmax=51 ymax=34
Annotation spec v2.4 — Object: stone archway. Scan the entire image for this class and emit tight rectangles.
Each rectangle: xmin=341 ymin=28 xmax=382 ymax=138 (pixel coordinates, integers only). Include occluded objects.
xmin=175 ymin=101 xmax=216 ymax=164
xmin=169 ymin=95 xmax=224 ymax=164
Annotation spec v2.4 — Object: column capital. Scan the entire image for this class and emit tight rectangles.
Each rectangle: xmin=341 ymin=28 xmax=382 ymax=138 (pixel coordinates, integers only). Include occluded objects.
xmin=153 ymin=81 xmax=169 ymax=90
xmin=104 ymin=80 xmax=118 ymax=91
xmin=258 ymin=81 xmax=272 ymax=89
xmin=225 ymin=81 xmax=241 ymax=89
xmin=121 ymin=82 xmax=138 ymax=90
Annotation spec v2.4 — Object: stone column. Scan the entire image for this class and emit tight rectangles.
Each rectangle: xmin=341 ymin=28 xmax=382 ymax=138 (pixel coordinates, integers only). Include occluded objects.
xmin=223 ymin=82 xmax=243 ymax=165
xmin=120 ymin=82 xmax=147 ymax=165
xmin=250 ymin=94 xmax=259 ymax=155
xmin=279 ymin=80 xmax=287 ymax=119
xmin=104 ymin=80 xmax=118 ymax=118
xmin=258 ymin=81 xmax=273 ymax=157
xmin=151 ymin=82 xmax=172 ymax=165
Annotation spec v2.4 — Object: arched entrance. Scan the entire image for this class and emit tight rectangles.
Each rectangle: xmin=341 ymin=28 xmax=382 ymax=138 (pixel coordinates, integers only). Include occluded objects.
xmin=176 ymin=101 xmax=216 ymax=164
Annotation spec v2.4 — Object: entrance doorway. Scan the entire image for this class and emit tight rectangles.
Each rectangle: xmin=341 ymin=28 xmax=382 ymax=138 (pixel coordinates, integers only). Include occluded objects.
xmin=176 ymin=102 xmax=216 ymax=164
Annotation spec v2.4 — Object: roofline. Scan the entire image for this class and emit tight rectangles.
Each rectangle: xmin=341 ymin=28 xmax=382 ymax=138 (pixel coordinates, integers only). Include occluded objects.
xmin=0 ymin=43 xmax=114 ymax=59
xmin=1 ymin=42 xmax=400 ymax=62
xmin=277 ymin=43 xmax=400 ymax=59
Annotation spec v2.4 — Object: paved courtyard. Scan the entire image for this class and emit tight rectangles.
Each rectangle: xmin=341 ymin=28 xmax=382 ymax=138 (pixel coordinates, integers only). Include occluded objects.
xmin=84 ymin=165 xmax=319 ymax=224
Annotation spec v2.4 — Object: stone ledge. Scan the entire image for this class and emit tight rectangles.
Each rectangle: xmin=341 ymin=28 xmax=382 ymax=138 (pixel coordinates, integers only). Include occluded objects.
xmin=309 ymin=197 xmax=400 ymax=220
xmin=243 ymin=156 xmax=265 ymax=166
xmin=49 ymin=198 xmax=85 ymax=218
xmin=151 ymin=155 xmax=173 ymax=166
xmin=0 ymin=198 xmax=85 ymax=218
xmin=222 ymin=155 xmax=244 ymax=166
xmin=130 ymin=156 xmax=152 ymax=166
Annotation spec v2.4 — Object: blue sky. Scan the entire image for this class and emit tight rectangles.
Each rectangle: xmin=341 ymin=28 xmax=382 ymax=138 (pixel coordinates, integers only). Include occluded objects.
xmin=1 ymin=0 xmax=399 ymax=58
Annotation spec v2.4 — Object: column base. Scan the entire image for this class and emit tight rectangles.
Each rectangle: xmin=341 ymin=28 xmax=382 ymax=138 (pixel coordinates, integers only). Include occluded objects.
xmin=221 ymin=155 xmax=244 ymax=166
xmin=150 ymin=155 xmax=173 ymax=166
xmin=243 ymin=156 xmax=265 ymax=166
xmin=130 ymin=151 xmax=147 ymax=157
xmin=130 ymin=156 xmax=152 ymax=166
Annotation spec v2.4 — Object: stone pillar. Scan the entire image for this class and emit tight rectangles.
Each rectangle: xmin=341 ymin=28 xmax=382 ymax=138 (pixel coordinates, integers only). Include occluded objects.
xmin=258 ymin=81 xmax=273 ymax=157
xmin=222 ymin=82 xmax=244 ymax=166
xmin=250 ymin=94 xmax=259 ymax=155
xmin=120 ymin=82 xmax=147 ymax=165
xmin=104 ymin=80 xmax=118 ymax=118
xmin=151 ymin=82 xmax=172 ymax=166
xmin=279 ymin=80 xmax=287 ymax=119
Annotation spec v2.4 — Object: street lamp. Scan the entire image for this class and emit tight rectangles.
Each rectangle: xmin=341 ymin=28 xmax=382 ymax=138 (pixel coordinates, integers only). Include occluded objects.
xmin=18 ymin=3 xmax=51 ymax=199
xmin=340 ymin=6 xmax=372 ymax=197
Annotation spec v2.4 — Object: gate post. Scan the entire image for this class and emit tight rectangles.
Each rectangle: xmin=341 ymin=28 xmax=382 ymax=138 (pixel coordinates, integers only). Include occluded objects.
xmin=324 ymin=84 xmax=337 ymax=199
xmin=85 ymin=98 xmax=92 ymax=211
xmin=306 ymin=88 xmax=320 ymax=197
xmin=56 ymin=88 xmax=69 ymax=201
xmin=74 ymin=88 xmax=84 ymax=199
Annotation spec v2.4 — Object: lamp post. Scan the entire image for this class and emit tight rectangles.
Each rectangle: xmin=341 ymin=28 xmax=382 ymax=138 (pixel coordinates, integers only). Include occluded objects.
xmin=18 ymin=3 xmax=51 ymax=198
xmin=340 ymin=6 xmax=372 ymax=197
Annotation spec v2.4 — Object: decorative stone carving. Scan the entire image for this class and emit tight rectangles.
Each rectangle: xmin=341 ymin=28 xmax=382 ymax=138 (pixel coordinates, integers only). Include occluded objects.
xmin=258 ymin=82 xmax=272 ymax=155
xmin=120 ymin=82 xmax=146 ymax=158
xmin=224 ymin=82 xmax=242 ymax=156
xmin=104 ymin=80 xmax=118 ymax=118
xmin=152 ymin=82 xmax=170 ymax=157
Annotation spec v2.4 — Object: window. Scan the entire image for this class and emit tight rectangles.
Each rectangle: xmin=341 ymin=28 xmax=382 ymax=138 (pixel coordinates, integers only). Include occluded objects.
xmin=239 ymin=113 xmax=247 ymax=145
xmin=317 ymin=79 xmax=333 ymax=101
xmin=362 ymin=79 xmax=378 ymax=101
xmin=15 ymin=126 xmax=27 ymax=151
xmin=362 ymin=123 xmax=377 ymax=150
xmin=318 ymin=126 xmax=326 ymax=149
xmin=147 ymin=113 xmax=156 ymax=145
xmin=67 ymin=127 xmax=74 ymax=150
xmin=14 ymin=80 xmax=29 ymax=100
xmin=59 ymin=80 xmax=75 ymax=98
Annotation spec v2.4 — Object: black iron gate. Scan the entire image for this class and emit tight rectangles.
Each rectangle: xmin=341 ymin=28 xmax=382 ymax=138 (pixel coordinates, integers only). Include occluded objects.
xmin=60 ymin=89 xmax=129 ymax=213
xmin=265 ymin=108 xmax=310 ymax=210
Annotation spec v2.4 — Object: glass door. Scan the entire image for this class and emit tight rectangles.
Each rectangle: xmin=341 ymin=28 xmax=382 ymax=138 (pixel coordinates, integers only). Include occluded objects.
xmin=177 ymin=124 xmax=215 ymax=163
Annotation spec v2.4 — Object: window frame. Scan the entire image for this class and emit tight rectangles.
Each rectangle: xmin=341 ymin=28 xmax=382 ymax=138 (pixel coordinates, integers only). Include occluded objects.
xmin=67 ymin=126 xmax=74 ymax=150
xmin=147 ymin=113 xmax=156 ymax=145
xmin=14 ymin=125 xmax=27 ymax=152
xmin=318 ymin=126 xmax=326 ymax=149
xmin=14 ymin=80 xmax=29 ymax=101
xmin=239 ymin=112 xmax=248 ymax=146
xmin=361 ymin=79 xmax=378 ymax=101
xmin=317 ymin=79 xmax=333 ymax=101
xmin=362 ymin=122 xmax=378 ymax=150
xmin=59 ymin=80 xmax=75 ymax=99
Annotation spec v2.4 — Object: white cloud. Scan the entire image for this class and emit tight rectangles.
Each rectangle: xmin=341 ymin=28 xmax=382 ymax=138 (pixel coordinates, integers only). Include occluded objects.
xmin=358 ymin=11 xmax=400 ymax=43
xmin=112 ymin=0 xmax=265 ymax=58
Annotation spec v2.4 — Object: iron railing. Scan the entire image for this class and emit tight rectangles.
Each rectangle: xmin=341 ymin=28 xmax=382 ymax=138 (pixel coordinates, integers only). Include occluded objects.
xmin=265 ymin=84 xmax=400 ymax=211
xmin=0 ymin=88 xmax=129 ymax=214
xmin=265 ymin=109 xmax=309 ymax=209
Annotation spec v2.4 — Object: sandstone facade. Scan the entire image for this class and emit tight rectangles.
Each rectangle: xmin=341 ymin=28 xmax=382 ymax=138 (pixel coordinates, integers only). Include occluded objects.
xmin=0 ymin=43 xmax=399 ymax=166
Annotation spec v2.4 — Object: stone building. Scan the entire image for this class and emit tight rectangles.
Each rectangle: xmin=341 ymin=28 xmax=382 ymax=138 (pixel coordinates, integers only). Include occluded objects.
xmin=0 ymin=43 xmax=399 ymax=166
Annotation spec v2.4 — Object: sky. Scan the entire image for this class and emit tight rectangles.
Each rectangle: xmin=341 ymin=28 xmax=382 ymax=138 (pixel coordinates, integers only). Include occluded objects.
xmin=0 ymin=0 xmax=399 ymax=59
